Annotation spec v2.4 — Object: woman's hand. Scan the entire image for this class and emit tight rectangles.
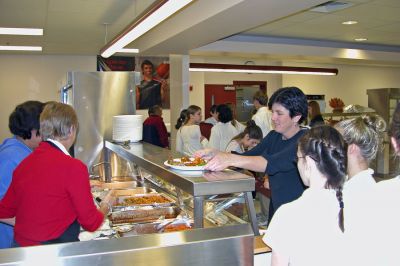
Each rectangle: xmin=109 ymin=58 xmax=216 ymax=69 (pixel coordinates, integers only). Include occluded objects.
xmin=194 ymin=148 xmax=218 ymax=160
xmin=100 ymin=191 xmax=115 ymax=216
xmin=203 ymin=152 xmax=233 ymax=171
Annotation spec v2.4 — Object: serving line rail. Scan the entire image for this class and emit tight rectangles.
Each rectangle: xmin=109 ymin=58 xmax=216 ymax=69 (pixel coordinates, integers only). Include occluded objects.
xmin=104 ymin=141 xmax=259 ymax=235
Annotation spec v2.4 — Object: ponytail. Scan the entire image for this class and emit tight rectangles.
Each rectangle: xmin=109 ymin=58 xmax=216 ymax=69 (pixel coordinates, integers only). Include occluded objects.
xmin=175 ymin=109 xmax=188 ymax=129
xmin=336 ymin=187 xmax=345 ymax=232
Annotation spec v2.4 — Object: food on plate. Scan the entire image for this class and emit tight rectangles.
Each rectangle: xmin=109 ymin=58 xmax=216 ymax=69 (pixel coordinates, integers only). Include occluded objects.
xmin=164 ymin=224 xmax=192 ymax=232
xmin=167 ymin=156 xmax=207 ymax=167
xmin=121 ymin=195 xmax=171 ymax=205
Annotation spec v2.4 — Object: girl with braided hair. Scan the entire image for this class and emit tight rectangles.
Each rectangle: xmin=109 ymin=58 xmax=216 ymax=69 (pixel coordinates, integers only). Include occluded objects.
xmin=263 ymin=125 xmax=347 ymax=266
xmin=335 ymin=114 xmax=386 ymax=233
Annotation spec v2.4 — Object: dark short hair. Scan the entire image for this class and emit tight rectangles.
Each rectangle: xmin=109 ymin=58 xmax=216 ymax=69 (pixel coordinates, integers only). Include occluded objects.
xmin=141 ymin=60 xmax=154 ymax=70
xmin=210 ymin=104 xmax=217 ymax=113
xmin=253 ymin=91 xmax=268 ymax=106
xmin=9 ymin=101 xmax=45 ymax=139
xmin=216 ymin=104 xmax=233 ymax=123
xmin=148 ymin=105 xmax=162 ymax=116
xmin=269 ymin=87 xmax=308 ymax=124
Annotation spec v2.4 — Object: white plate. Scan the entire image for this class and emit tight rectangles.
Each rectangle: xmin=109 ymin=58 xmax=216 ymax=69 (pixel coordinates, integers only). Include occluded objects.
xmin=164 ymin=159 xmax=206 ymax=171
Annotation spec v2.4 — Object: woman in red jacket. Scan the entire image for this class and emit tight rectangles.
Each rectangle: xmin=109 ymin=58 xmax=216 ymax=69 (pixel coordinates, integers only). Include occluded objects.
xmin=0 ymin=102 xmax=113 ymax=247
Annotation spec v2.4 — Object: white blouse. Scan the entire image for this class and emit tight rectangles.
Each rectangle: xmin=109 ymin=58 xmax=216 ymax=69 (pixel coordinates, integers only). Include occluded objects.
xmin=252 ymin=106 xmax=272 ymax=138
xmin=175 ymin=125 xmax=208 ymax=156
xmin=263 ymin=188 xmax=346 ymax=266
xmin=208 ymin=122 xmax=241 ymax=151
xmin=225 ymin=140 xmax=244 ymax=153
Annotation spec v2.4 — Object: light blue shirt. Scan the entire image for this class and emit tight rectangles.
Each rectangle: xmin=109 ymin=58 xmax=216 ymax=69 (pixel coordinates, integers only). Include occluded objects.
xmin=0 ymin=136 xmax=32 ymax=249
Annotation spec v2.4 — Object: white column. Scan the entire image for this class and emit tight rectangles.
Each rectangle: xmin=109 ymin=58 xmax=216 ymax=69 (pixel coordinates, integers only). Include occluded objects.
xmin=169 ymin=54 xmax=190 ymax=151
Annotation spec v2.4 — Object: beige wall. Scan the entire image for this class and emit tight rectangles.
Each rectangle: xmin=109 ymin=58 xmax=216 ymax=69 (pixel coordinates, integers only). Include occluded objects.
xmin=282 ymin=62 xmax=400 ymax=113
xmin=0 ymin=54 xmax=96 ymax=140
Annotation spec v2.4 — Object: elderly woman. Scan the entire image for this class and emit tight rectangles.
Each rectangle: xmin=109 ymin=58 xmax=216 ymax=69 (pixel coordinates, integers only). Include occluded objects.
xmin=196 ymin=87 xmax=308 ymax=218
xmin=0 ymin=102 xmax=113 ymax=247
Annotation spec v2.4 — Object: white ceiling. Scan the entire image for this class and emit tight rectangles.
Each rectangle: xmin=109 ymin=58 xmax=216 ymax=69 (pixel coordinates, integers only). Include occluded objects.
xmin=1 ymin=0 xmax=400 ymax=65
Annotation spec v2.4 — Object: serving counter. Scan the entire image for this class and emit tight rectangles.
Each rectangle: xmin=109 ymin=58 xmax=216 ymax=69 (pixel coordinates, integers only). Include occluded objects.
xmin=103 ymin=141 xmax=259 ymax=235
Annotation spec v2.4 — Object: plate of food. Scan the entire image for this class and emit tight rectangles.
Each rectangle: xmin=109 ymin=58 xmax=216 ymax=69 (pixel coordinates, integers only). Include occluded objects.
xmin=164 ymin=156 xmax=207 ymax=171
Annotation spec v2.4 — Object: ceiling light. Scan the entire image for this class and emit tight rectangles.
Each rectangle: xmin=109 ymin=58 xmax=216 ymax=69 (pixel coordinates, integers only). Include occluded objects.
xmin=118 ymin=48 xmax=139 ymax=53
xmin=0 ymin=27 xmax=43 ymax=35
xmin=342 ymin=20 xmax=358 ymax=25
xmin=354 ymin=38 xmax=367 ymax=42
xmin=189 ymin=63 xmax=338 ymax=76
xmin=0 ymin=46 xmax=42 ymax=51
xmin=100 ymin=0 xmax=194 ymax=58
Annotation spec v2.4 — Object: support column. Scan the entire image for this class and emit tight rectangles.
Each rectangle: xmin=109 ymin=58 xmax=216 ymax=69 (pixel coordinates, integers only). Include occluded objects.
xmin=169 ymin=54 xmax=190 ymax=151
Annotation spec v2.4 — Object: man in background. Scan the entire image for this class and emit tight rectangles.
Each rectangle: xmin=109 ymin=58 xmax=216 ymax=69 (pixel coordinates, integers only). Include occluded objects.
xmin=0 ymin=101 xmax=45 ymax=248
xmin=143 ymin=105 xmax=169 ymax=148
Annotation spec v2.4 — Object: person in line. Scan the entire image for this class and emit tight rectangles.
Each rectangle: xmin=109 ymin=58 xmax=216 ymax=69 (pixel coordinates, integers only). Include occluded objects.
xmin=136 ymin=60 xmax=167 ymax=109
xmin=204 ymin=104 xmax=218 ymax=126
xmin=142 ymin=105 xmax=169 ymax=148
xmin=252 ymin=91 xmax=273 ymax=137
xmin=263 ymin=125 xmax=347 ymax=266
xmin=307 ymin=100 xmax=324 ymax=127
xmin=0 ymin=101 xmax=45 ymax=249
xmin=335 ymin=114 xmax=385 ymax=231
xmin=195 ymin=87 xmax=308 ymax=219
xmin=0 ymin=102 xmax=114 ymax=247
xmin=225 ymin=120 xmax=262 ymax=153
xmin=175 ymin=105 xmax=208 ymax=156
xmin=208 ymin=104 xmax=243 ymax=151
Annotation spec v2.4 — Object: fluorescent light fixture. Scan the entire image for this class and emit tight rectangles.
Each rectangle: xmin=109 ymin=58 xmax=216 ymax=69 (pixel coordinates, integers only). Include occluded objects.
xmin=118 ymin=48 xmax=140 ymax=53
xmin=355 ymin=38 xmax=367 ymax=42
xmin=0 ymin=46 xmax=42 ymax=51
xmin=0 ymin=27 xmax=43 ymax=35
xmin=342 ymin=20 xmax=358 ymax=25
xmin=101 ymin=0 xmax=194 ymax=58
xmin=189 ymin=63 xmax=338 ymax=76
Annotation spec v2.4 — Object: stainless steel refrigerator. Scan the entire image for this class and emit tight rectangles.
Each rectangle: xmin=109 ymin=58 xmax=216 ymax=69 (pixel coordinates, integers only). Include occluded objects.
xmin=235 ymin=86 xmax=259 ymax=122
xmin=61 ymin=71 xmax=141 ymax=170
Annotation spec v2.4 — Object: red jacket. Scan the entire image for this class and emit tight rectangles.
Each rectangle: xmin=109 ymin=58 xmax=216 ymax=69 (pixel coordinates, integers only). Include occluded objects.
xmin=0 ymin=142 xmax=104 ymax=246
xmin=143 ymin=115 xmax=169 ymax=148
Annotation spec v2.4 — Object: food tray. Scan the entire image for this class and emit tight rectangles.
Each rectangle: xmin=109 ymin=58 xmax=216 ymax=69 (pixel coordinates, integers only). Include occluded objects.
xmin=109 ymin=206 xmax=180 ymax=225
xmin=117 ymin=221 xmax=193 ymax=237
xmin=113 ymin=193 xmax=175 ymax=210
xmin=112 ymin=188 xmax=156 ymax=197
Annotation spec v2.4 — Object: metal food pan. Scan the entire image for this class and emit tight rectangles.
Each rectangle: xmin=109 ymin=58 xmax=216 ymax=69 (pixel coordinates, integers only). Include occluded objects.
xmin=113 ymin=193 xmax=175 ymax=209
xmin=109 ymin=206 xmax=180 ymax=226
xmin=112 ymin=188 xmax=156 ymax=197
xmin=117 ymin=221 xmax=193 ymax=237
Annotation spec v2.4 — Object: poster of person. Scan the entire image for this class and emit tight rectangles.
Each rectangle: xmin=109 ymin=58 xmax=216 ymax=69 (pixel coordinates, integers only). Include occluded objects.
xmin=136 ymin=56 xmax=170 ymax=109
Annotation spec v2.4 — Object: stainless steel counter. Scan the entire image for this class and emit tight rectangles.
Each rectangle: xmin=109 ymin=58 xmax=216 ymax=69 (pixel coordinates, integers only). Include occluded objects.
xmin=104 ymin=141 xmax=259 ymax=235
xmin=0 ymin=224 xmax=254 ymax=266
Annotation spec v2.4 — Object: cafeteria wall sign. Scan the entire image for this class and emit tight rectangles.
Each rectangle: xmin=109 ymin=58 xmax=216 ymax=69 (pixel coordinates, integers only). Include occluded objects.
xmin=97 ymin=55 xmax=135 ymax=71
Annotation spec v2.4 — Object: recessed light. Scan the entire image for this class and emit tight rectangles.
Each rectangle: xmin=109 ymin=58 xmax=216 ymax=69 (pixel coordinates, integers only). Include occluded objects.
xmin=0 ymin=46 xmax=42 ymax=51
xmin=0 ymin=27 xmax=43 ymax=36
xmin=342 ymin=20 xmax=358 ymax=25
xmin=354 ymin=38 xmax=367 ymax=42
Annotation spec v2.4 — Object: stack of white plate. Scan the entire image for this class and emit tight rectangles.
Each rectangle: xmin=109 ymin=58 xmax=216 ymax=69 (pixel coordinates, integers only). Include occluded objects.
xmin=112 ymin=115 xmax=143 ymax=142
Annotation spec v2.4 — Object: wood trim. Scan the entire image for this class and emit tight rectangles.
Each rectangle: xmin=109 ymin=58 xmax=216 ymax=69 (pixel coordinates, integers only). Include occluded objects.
xmin=233 ymin=81 xmax=267 ymax=93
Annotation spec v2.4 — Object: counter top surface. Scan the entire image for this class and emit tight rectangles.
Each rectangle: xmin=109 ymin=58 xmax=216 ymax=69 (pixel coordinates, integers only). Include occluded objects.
xmin=105 ymin=141 xmax=255 ymax=196
xmin=254 ymin=235 xmax=271 ymax=254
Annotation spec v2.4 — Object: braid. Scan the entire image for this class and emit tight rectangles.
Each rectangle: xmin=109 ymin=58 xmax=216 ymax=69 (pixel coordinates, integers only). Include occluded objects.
xmin=336 ymin=187 xmax=345 ymax=233
xmin=299 ymin=125 xmax=347 ymax=233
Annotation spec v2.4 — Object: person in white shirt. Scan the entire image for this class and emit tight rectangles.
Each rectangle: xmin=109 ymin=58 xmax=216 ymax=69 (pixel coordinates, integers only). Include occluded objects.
xmin=334 ymin=114 xmax=386 ymax=233
xmin=225 ymin=120 xmax=262 ymax=153
xmin=252 ymin=91 xmax=272 ymax=138
xmin=175 ymin=105 xmax=208 ymax=156
xmin=204 ymin=104 xmax=218 ymax=126
xmin=263 ymin=125 xmax=347 ymax=266
xmin=208 ymin=104 xmax=243 ymax=151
